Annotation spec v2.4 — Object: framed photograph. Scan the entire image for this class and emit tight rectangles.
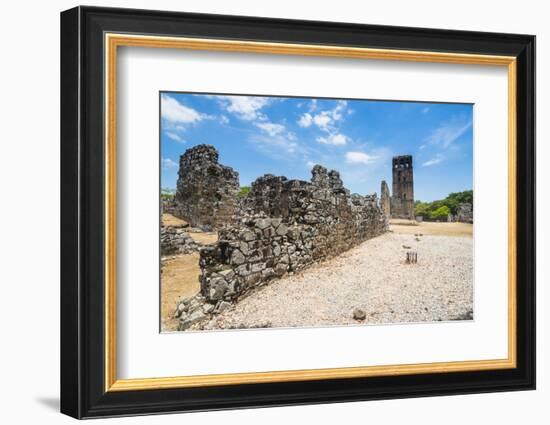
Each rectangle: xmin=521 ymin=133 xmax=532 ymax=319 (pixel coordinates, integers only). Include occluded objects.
xmin=60 ymin=6 xmax=535 ymax=419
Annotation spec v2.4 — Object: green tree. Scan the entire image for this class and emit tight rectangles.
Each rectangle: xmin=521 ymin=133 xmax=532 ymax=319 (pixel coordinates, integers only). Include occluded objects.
xmin=161 ymin=187 xmax=175 ymax=200
xmin=238 ymin=186 xmax=250 ymax=197
xmin=414 ymin=201 xmax=431 ymax=219
xmin=443 ymin=190 xmax=473 ymax=214
xmin=430 ymin=205 xmax=451 ymax=221
xmin=414 ymin=190 xmax=473 ymax=220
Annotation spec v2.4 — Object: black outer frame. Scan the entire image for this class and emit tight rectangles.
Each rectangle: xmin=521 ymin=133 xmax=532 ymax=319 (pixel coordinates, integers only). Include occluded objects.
xmin=60 ymin=6 xmax=535 ymax=419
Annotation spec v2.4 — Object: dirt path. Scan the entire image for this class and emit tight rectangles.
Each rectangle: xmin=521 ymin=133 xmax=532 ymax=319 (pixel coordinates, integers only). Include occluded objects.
xmin=162 ymin=213 xmax=187 ymax=227
xmin=192 ymin=232 xmax=473 ymax=331
xmin=161 ymin=253 xmax=201 ymax=331
xmin=162 ymin=213 xmax=218 ymax=245
xmin=390 ymin=221 xmax=473 ymax=237
xmin=187 ymin=232 xmax=218 ymax=245
xmin=160 ymin=213 xmax=219 ymax=331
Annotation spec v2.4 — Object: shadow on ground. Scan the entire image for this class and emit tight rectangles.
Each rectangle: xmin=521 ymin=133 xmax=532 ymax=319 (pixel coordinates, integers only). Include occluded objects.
xmin=35 ymin=396 xmax=59 ymax=412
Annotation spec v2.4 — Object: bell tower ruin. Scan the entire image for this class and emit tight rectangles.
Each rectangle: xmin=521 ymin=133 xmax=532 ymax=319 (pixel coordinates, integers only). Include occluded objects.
xmin=390 ymin=155 xmax=414 ymax=219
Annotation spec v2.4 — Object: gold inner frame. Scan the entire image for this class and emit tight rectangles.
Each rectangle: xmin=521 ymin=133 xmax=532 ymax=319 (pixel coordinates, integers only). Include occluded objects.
xmin=104 ymin=33 xmax=517 ymax=392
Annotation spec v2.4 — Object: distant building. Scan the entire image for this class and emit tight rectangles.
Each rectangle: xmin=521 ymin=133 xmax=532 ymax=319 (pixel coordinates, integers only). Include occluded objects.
xmin=390 ymin=155 xmax=415 ymax=220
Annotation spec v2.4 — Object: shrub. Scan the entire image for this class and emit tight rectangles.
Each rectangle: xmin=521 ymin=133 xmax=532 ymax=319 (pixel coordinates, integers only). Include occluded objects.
xmin=161 ymin=188 xmax=175 ymax=200
xmin=430 ymin=205 xmax=450 ymax=221
xmin=238 ymin=186 xmax=250 ymax=197
xmin=414 ymin=190 xmax=472 ymax=219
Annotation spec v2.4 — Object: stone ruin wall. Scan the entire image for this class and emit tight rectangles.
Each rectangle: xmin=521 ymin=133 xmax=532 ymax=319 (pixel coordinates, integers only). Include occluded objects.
xmin=450 ymin=202 xmax=473 ymax=223
xmin=173 ymin=145 xmax=239 ymax=230
xmin=380 ymin=180 xmax=391 ymax=219
xmin=160 ymin=224 xmax=201 ymax=256
xmin=161 ymin=196 xmax=177 ymax=215
xmin=196 ymin=165 xmax=388 ymax=310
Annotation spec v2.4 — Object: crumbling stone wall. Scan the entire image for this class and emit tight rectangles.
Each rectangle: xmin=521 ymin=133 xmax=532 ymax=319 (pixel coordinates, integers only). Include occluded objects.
xmin=380 ymin=180 xmax=391 ymax=218
xmin=453 ymin=202 xmax=473 ymax=223
xmin=181 ymin=165 xmax=387 ymax=322
xmin=160 ymin=225 xmax=200 ymax=256
xmin=160 ymin=196 xmax=178 ymax=215
xmin=174 ymin=145 xmax=239 ymax=230
xmin=161 ymin=196 xmax=177 ymax=215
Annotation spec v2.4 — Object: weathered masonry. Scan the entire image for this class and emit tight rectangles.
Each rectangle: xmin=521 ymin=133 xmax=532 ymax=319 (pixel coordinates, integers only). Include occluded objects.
xmin=176 ymin=160 xmax=389 ymax=329
xmin=380 ymin=180 xmax=391 ymax=219
xmin=390 ymin=155 xmax=414 ymax=219
xmin=173 ymin=145 xmax=240 ymax=230
xmin=451 ymin=202 xmax=473 ymax=223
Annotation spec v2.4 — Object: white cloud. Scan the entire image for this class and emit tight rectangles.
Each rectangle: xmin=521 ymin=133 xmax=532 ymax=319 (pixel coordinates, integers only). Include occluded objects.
xmin=248 ymin=133 xmax=298 ymax=158
xmin=317 ymin=133 xmax=348 ymax=146
xmin=299 ymin=101 xmax=351 ymax=145
xmin=161 ymin=157 xmax=178 ymax=169
xmin=422 ymin=154 xmax=444 ymax=167
xmin=161 ymin=95 xmax=204 ymax=124
xmin=427 ymin=119 xmax=472 ymax=148
xmin=306 ymin=160 xmax=316 ymax=169
xmin=298 ymin=113 xmax=313 ymax=127
xmin=330 ymin=100 xmax=347 ymax=120
xmin=311 ymin=100 xmax=348 ymax=132
xmin=219 ymin=115 xmax=230 ymax=125
xmin=217 ymin=95 xmax=271 ymax=121
xmin=345 ymin=151 xmax=377 ymax=165
xmin=165 ymin=132 xmax=185 ymax=143
xmin=313 ymin=113 xmax=332 ymax=130
xmin=256 ymin=122 xmax=285 ymax=136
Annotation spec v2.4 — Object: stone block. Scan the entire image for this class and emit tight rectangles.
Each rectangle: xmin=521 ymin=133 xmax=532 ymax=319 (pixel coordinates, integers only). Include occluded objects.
xmin=250 ymin=262 xmax=266 ymax=273
xmin=275 ymin=223 xmax=288 ymax=236
xmin=179 ymin=309 xmax=206 ymax=330
xmin=274 ymin=262 xmax=288 ymax=276
xmin=262 ymin=268 xmax=275 ymax=279
xmin=230 ymin=249 xmax=245 ymax=265
xmin=254 ymin=218 xmax=271 ymax=230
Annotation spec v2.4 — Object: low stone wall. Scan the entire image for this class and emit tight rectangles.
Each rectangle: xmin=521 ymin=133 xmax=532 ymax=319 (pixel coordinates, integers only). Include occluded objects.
xmin=176 ymin=165 xmax=388 ymax=329
xmin=161 ymin=196 xmax=177 ymax=215
xmin=160 ymin=225 xmax=201 ymax=256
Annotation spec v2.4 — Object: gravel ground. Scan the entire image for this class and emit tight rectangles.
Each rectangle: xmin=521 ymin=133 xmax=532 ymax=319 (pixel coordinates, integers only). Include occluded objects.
xmin=192 ymin=232 xmax=473 ymax=330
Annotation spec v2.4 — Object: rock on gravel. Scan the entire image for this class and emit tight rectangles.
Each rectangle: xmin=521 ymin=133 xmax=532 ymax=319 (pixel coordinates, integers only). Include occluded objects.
xmin=353 ymin=308 xmax=366 ymax=321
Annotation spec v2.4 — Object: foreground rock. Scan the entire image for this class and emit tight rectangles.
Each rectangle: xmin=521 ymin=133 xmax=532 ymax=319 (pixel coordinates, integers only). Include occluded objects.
xmin=353 ymin=308 xmax=366 ymax=321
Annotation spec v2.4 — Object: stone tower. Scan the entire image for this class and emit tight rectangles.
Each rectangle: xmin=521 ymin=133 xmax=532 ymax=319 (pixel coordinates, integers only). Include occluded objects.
xmin=390 ymin=155 xmax=414 ymax=219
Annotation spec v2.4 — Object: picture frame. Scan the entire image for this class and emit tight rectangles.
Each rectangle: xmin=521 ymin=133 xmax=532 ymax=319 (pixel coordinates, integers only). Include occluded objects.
xmin=60 ymin=5 xmax=535 ymax=419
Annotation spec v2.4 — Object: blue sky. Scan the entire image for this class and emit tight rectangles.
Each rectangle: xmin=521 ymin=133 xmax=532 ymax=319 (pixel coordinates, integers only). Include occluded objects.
xmin=160 ymin=92 xmax=473 ymax=202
